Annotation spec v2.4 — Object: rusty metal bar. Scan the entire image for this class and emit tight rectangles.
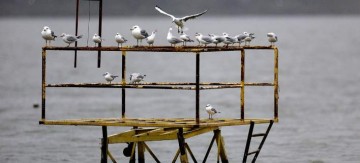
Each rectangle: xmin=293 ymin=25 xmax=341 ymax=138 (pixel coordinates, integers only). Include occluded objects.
xmin=240 ymin=49 xmax=245 ymax=120
xmin=121 ymin=51 xmax=126 ymax=118
xmin=184 ymin=143 xmax=197 ymax=163
xmin=143 ymin=143 xmax=161 ymax=163
xmin=274 ymin=47 xmax=279 ymax=120
xmin=97 ymin=0 xmax=102 ymax=68
xmin=74 ymin=0 xmax=79 ymax=68
xmin=47 ymin=82 xmax=273 ymax=87
xmin=101 ymin=126 xmax=108 ymax=163
xmin=41 ymin=49 xmax=46 ymax=120
xmin=196 ymin=52 xmax=200 ymax=124
xmin=42 ymin=46 xmax=275 ymax=52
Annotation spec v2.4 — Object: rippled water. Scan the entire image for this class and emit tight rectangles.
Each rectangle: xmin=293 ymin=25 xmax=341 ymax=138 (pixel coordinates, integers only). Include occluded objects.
xmin=1 ymin=16 xmax=360 ymax=162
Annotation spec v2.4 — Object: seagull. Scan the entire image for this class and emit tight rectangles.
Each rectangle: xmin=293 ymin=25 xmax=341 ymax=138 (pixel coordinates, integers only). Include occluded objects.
xmin=179 ymin=32 xmax=194 ymax=46
xmin=205 ymin=104 xmax=220 ymax=119
xmin=234 ymin=33 xmax=247 ymax=46
xmin=209 ymin=34 xmax=225 ymax=47
xmin=115 ymin=33 xmax=127 ymax=47
xmin=60 ymin=33 xmax=82 ymax=47
xmin=222 ymin=33 xmax=237 ymax=47
xmin=103 ymin=72 xmax=118 ymax=84
xmin=267 ymin=32 xmax=278 ymax=46
xmin=130 ymin=73 xmax=146 ymax=84
xmin=92 ymin=34 xmax=104 ymax=47
xmin=41 ymin=26 xmax=57 ymax=46
xmin=195 ymin=33 xmax=212 ymax=47
xmin=167 ymin=28 xmax=183 ymax=46
xmin=146 ymin=30 xmax=157 ymax=47
xmin=130 ymin=25 xmax=149 ymax=46
xmin=243 ymin=32 xmax=255 ymax=46
xmin=155 ymin=5 xmax=208 ymax=33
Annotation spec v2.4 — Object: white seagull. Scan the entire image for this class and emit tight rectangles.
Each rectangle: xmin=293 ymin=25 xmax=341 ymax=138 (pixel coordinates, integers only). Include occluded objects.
xmin=146 ymin=30 xmax=157 ymax=47
xmin=209 ymin=34 xmax=225 ymax=47
xmin=180 ymin=32 xmax=194 ymax=46
xmin=195 ymin=33 xmax=212 ymax=47
xmin=234 ymin=33 xmax=247 ymax=46
xmin=41 ymin=26 xmax=57 ymax=46
xmin=243 ymin=32 xmax=255 ymax=46
xmin=167 ymin=28 xmax=183 ymax=46
xmin=103 ymin=72 xmax=118 ymax=84
xmin=267 ymin=32 xmax=278 ymax=46
xmin=222 ymin=33 xmax=237 ymax=47
xmin=92 ymin=34 xmax=104 ymax=47
xmin=130 ymin=73 xmax=146 ymax=84
xmin=115 ymin=33 xmax=127 ymax=47
xmin=130 ymin=25 xmax=149 ymax=46
xmin=60 ymin=33 xmax=82 ymax=47
xmin=155 ymin=5 xmax=207 ymax=33
xmin=205 ymin=104 xmax=220 ymax=119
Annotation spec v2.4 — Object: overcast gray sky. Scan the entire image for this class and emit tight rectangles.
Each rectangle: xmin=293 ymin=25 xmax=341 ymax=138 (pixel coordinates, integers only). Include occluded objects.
xmin=1 ymin=0 xmax=360 ymax=17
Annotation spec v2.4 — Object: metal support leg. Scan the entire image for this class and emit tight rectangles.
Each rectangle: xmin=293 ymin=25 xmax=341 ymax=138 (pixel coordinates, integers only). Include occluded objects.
xmin=121 ymin=51 xmax=126 ymax=118
xmin=101 ymin=126 xmax=108 ymax=163
xmin=138 ymin=142 xmax=145 ymax=163
xmin=177 ymin=128 xmax=189 ymax=163
xmin=196 ymin=52 xmax=200 ymax=124
xmin=243 ymin=121 xmax=254 ymax=163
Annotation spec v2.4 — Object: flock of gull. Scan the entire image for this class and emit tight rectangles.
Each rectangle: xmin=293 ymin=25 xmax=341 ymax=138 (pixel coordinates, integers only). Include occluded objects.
xmin=41 ymin=5 xmax=279 ymax=119
xmin=41 ymin=5 xmax=278 ymax=48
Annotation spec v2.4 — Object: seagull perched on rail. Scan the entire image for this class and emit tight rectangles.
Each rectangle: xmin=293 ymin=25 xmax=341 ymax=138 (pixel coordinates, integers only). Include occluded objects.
xmin=60 ymin=33 xmax=82 ymax=47
xmin=41 ymin=26 xmax=57 ymax=46
xmin=179 ymin=32 xmax=194 ymax=46
xmin=146 ymin=30 xmax=157 ymax=47
xmin=195 ymin=33 xmax=212 ymax=47
xmin=209 ymin=34 xmax=225 ymax=47
xmin=155 ymin=5 xmax=208 ymax=33
xmin=103 ymin=72 xmax=118 ymax=84
xmin=130 ymin=73 xmax=146 ymax=84
xmin=267 ymin=32 xmax=278 ymax=46
xmin=92 ymin=34 xmax=104 ymax=47
xmin=130 ymin=25 xmax=149 ymax=46
xmin=167 ymin=28 xmax=183 ymax=46
xmin=115 ymin=33 xmax=127 ymax=47
xmin=205 ymin=104 xmax=220 ymax=119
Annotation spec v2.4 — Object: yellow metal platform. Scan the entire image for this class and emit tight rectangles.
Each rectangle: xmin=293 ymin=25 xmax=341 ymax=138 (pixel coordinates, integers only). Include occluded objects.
xmin=40 ymin=118 xmax=277 ymax=128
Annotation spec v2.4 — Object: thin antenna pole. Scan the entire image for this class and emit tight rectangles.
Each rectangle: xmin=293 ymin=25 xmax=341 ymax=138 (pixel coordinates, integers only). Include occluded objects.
xmin=74 ymin=0 xmax=79 ymax=68
xmin=97 ymin=0 xmax=102 ymax=68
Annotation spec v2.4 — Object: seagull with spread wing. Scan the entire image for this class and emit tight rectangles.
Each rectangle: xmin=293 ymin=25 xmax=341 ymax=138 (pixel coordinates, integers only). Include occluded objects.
xmin=155 ymin=5 xmax=208 ymax=33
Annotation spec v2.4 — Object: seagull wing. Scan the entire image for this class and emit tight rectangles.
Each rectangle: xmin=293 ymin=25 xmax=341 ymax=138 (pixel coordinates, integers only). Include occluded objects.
xmin=66 ymin=35 xmax=78 ymax=42
xmin=202 ymin=36 xmax=213 ymax=43
xmin=211 ymin=108 xmax=218 ymax=113
xmin=181 ymin=10 xmax=207 ymax=22
xmin=155 ymin=5 xmax=175 ymax=19
xmin=141 ymin=30 xmax=149 ymax=38
xmin=51 ymin=31 xmax=57 ymax=38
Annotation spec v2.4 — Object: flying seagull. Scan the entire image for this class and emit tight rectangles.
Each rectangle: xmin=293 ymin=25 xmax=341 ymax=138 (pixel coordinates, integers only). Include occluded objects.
xmin=155 ymin=5 xmax=207 ymax=33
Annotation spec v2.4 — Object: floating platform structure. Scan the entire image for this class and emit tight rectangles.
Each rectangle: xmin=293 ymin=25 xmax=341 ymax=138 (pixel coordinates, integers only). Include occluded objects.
xmin=40 ymin=45 xmax=279 ymax=163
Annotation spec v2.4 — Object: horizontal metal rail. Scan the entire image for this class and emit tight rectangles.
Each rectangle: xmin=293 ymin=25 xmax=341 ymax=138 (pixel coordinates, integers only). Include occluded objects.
xmin=42 ymin=46 xmax=275 ymax=52
xmin=46 ymin=82 xmax=274 ymax=90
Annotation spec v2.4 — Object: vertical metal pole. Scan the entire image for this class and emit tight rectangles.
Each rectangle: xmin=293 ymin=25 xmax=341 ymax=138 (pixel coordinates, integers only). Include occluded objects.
xmin=74 ymin=0 xmax=79 ymax=68
xmin=138 ymin=142 xmax=145 ymax=163
xmin=121 ymin=51 xmax=126 ymax=118
xmin=252 ymin=120 xmax=274 ymax=163
xmin=243 ymin=121 xmax=254 ymax=163
xmin=41 ymin=49 xmax=46 ymax=120
xmin=97 ymin=0 xmax=102 ymax=68
xmin=196 ymin=52 xmax=200 ymax=124
xmin=101 ymin=126 xmax=108 ymax=163
xmin=274 ymin=47 xmax=279 ymax=120
xmin=240 ymin=49 xmax=245 ymax=120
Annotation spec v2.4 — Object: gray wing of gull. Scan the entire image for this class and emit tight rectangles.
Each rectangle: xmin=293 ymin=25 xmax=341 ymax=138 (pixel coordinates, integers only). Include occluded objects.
xmin=202 ymin=36 xmax=213 ymax=43
xmin=141 ymin=30 xmax=149 ymax=38
xmin=211 ymin=108 xmax=218 ymax=113
xmin=66 ymin=35 xmax=78 ymax=42
xmin=182 ymin=10 xmax=208 ymax=22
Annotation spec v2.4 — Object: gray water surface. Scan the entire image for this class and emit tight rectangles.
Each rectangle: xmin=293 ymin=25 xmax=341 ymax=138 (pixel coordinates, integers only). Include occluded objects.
xmin=1 ymin=16 xmax=360 ymax=162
